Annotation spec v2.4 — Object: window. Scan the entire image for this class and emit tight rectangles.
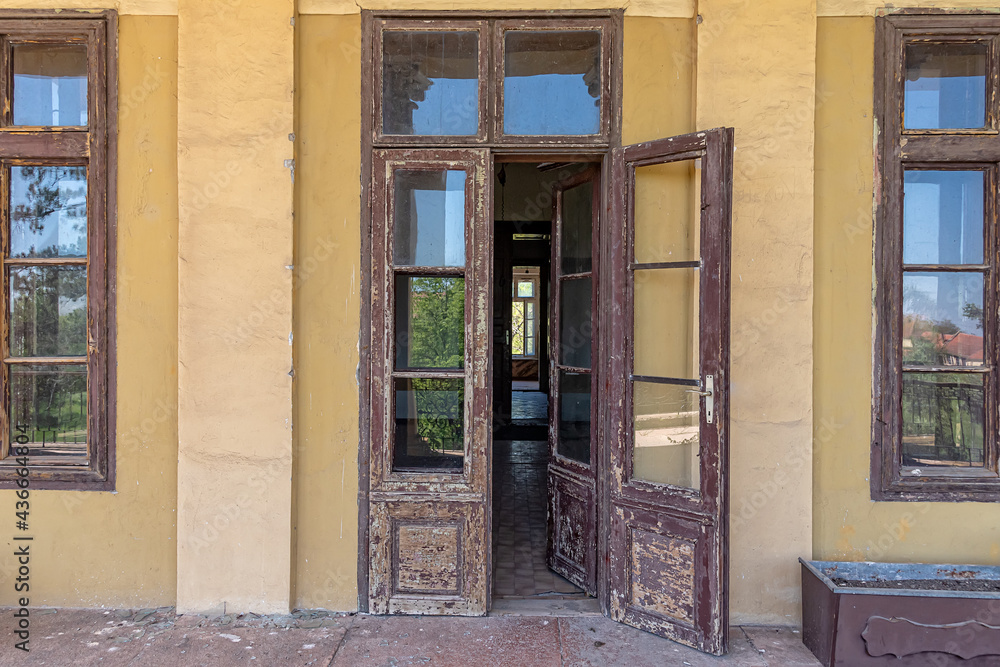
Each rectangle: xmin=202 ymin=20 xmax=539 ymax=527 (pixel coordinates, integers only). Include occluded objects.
xmin=0 ymin=12 xmax=116 ymax=490
xmin=874 ymin=13 xmax=1000 ymax=500
xmin=371 ymin=13 xmax=615 ymax=146
xmin=511 ymin=267 xmax=538 ymax=358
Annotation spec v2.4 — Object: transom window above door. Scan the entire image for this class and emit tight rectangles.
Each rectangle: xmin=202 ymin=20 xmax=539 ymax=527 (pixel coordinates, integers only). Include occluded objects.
xmin=370 ymin=14 xmax=617 ymax=146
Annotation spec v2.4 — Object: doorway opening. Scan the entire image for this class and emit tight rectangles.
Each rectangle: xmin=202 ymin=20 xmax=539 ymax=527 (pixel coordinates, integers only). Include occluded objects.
xmin=490 ymin=160 xmax=598 ymax=602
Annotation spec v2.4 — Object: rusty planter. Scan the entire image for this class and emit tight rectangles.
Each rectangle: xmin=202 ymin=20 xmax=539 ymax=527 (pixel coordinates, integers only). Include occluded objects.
xmin=800 ymin=558 xmax=1000 ymax=666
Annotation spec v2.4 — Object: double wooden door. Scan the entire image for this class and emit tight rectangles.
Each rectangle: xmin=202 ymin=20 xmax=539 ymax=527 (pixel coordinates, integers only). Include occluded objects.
xmin=366 ymin=128 xmax=733 ymax=655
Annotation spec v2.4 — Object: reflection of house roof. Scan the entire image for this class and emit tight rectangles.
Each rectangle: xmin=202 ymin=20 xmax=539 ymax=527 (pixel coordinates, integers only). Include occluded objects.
xmin=902 ymin=316 xmax=983 ymax=365
xmin=942 ymin=333 xmax=984 ymax=363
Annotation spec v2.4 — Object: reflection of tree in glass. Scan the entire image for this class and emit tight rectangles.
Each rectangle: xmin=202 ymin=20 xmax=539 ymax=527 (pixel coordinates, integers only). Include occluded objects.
xmin=405 ymin=276 xmax=464 ymax=454
xmin=10 ymin=267 xmax=86 ymax=357
xmin=407 ymin=277 xmax=463 ymax=368
xmin=12 ymin=166 xmax=87 ymax=257
xmin=12 ymin=368 xmax=87 ymax=445
xmin=412 ymin=378 xmax=463 ymax=454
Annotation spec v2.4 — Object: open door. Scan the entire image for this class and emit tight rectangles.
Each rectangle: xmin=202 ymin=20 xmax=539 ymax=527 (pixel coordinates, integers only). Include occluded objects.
xmin=547 ymin=166 xmax=601 ymax=595
xmin=605 ymin=128 xmax=733 ymax=654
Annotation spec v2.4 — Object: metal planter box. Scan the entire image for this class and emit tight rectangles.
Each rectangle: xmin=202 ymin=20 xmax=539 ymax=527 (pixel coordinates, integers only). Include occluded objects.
xmin=800 ymin=558 xmax=1000 ymax=666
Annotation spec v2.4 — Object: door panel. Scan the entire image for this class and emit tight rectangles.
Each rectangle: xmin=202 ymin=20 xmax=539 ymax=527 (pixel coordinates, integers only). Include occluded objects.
xmin=606 ymin=129 xmax=733 ymax=654
xmin=368 ymin=148 xmax=492 ymax=615
xmin=547 ymin=166 xmax=600 ymax=595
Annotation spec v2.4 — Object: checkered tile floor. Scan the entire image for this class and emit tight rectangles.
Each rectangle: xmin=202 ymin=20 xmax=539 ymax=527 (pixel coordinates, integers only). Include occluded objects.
xmin=492 ymin=440 xmax=585 ymax=598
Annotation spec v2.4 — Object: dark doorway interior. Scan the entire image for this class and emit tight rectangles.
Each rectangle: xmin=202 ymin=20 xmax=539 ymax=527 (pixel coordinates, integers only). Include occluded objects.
xmin=491 ymin=161 xmax=593 ymax=599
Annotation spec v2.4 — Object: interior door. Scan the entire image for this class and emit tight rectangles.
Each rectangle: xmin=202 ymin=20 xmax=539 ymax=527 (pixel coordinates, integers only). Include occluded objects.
xmin=368 ymin=148 xmax=491 ymax=615
xmin=547 ymin=166 xmax=600 ymax=595
xmin=605 ymin=128 xmax=734 ymax=654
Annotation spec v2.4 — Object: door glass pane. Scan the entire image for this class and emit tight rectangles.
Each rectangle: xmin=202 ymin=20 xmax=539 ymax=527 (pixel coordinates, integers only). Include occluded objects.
xmin=557 ymin=370 xmax=590 ymax=464
xmin=10 ymin=364 xmax=88 ymax=457
xmin=902 ymin=372 xmax=984 ymax=468
xmin=561 ymin=181 xmax=593 ymax=274
xmin=504 ymin=30 xmax=601 ymax=135
xmin=634 ymin=160 xmax=699 ymax=264
xmin=905 ymin=42 xmax=987 ymax=130
xmin=394 ymin=275 xmax=464 ymax=369
xmin=382 ymin=31 xmax=479 ymax=136
xmin=9 ymin=266 xmax=87 ymax=357
xmin=559 ymin=277 xmax=591 ymax=368
xmin=634 ymin=268 xmax=699 ymax=378
xmin=393 ymin=169 xmax=466 ymax=267
xmin=633 ymin=381 xmax=700 ymax=490
xmin=512 ymin=300 xmax=525 ymax=356
xmin=903 ymin=170 xmax=983 ymax=265
xmin=393 ymin=377 xmax=464 ymax=471
xmin=902 ymin=272 xmax=983 ymax=367
xmin=10 ymin=166 xmax=88 ymax=258
xmin=13 ymin=44 xmax=88 ymax=127
xmin=524 ymin=302 xmax=535 ymax=356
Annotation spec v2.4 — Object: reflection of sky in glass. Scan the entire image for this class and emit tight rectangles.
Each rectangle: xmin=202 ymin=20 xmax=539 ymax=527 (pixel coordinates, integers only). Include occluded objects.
xmin=14 ymin=75 xmax=87 ymax=127
xmin=906 ymin=74 xmax=985 ymax=129
xmin=903 ymin=171 xmax=983 ymax=265
xmin=412 ymin=78 xmax=478 ymax=135
xmin=411 ymin=171 xmax=465 ymax=266
xmin=904 ymin=272 xmax=983 ymax=333
xmin=505 ymin=74 xmax=599 ymax=135
xmin=10 ymin=168 xmax=87 ymax=258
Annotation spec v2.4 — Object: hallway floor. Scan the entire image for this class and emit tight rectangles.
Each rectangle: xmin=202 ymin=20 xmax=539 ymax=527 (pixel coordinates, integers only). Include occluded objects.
xmin=0 ymin=607 xmax=823 ymax=666
xmin=493 ymin=439 xmax=583 ymax=597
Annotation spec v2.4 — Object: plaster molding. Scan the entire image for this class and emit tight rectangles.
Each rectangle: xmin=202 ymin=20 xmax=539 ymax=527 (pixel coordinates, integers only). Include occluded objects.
xmin=818 ymin=0 xmax=1000 ymax=16
xmin=0 ymin=0 xmax=178 ymax=15
xmin=297 ymin=0 xmax=695 ymax=17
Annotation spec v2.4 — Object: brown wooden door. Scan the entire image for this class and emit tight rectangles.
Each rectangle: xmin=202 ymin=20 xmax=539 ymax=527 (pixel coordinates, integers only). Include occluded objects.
xmin=604 ymin=129 xmax=734 ymax=654
xmin=547 ymin=166 xmax=601 ymax=595
xmin=368 ymin=148 xmax=492 ymax=615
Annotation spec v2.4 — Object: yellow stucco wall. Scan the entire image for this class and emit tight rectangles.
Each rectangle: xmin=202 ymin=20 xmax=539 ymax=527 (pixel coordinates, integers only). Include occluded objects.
xmin=175 ymin=0 xmax=295 ymax=614
xmin=293 ymin=14 xmax=362 ymax=611
xmin=697 ymin=0 xmax=817 ymax=625
xmin=813 ymin=17 xmax=1000 ymax=567
xmin=0 ymin=15 xmax=179 ymax=608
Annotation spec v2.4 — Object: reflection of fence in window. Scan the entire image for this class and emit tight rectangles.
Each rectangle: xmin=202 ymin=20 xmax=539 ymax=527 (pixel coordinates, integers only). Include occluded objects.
xmin=902 ymin=376 xmax=984 ymax=466
xmin=11 ymin=366 xmax=87 ymax=450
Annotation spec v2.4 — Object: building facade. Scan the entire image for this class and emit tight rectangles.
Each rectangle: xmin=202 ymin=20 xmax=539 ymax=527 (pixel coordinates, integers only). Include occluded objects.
xmin=0 ymin=0 xmax=997 ymax=657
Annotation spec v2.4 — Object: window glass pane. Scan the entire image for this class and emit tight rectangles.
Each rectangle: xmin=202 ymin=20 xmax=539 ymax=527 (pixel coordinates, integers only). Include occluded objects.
xmin=557 ymin=370 xmax=590 ymax=464
xmin=905 ymin=42 xmax=987 ymax=130
xmin=10 ymin=266 xmax=87 ymax=357
xmin=561 ymin=181 xmax=593 ymax=274
xmin=13 ymin=44 xmax=88 ymax=127
xmin=902 ymin=372 xmax=984 ymax=468
xmin=383 ymin=31 xmax=479 ymax=136
xmin=504 ymin=30 xmax=601 ymax=135
xmin=559 ymin=277 xmax=591 ymax=368
xmin=393 ymin=169 xmax=466 ymax=267
xmin=903 ymin=170 xmax=983 ymax=265
xmin=10 ymin=166 xmax=87 ymax=259
xmin=634 ymin=160 xmax=699 ymax=264
xmin=393 ymin=377 xmax=464 ymax=471
xmin=633 ymin=381 xmax=699 ymax=490
xmin=9 ymin=364 xmax=87 ymax=458
xmin=512 ymin=300 xmax=525 ymax=356
xmin=634 ymin=268 xmax=699 ymax=378
xmin=395 ymin=276 xmax=464 ymax=369
xmin=903 ymin=272 xmax=983 ymax=368
xmin=517 ymin=281 xmax=534 ymax=297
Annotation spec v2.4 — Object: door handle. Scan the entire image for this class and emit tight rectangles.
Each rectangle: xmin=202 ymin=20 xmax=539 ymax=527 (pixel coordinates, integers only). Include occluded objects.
xmin=686 ymin=375 xmax=714 ymax=424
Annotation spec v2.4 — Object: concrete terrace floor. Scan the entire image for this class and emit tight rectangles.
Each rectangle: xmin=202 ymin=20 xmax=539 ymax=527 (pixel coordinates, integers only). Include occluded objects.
xmin=0 ymin=607 xmax=823 ymax=666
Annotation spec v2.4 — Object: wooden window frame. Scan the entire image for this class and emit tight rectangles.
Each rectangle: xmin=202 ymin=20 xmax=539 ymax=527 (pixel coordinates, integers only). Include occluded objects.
xmin=368 ymin=10 xmax=620 ymax=148
xmin=511 ymin=269 xmax=538 ymax=359
xmin=874 ymin=11 xmax=1000 ymax=501
xmin=0 ymin=10 xmax=117 ymax=491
